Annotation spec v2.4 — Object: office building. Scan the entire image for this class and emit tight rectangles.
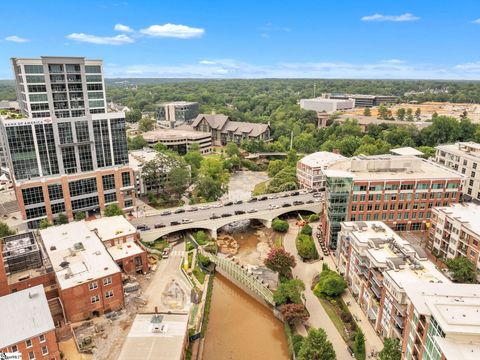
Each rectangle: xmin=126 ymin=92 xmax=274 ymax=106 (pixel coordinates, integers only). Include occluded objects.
xmin=296 ymin=151 xmax=346 ymax=190
xmin=435 ymin=142 xmax=480 ymax=201
xmin=299 ymin=98 xmax=354 ymax=113
xmin=324 ymin=93 xmax=398 ymax=107
xmin=40 ymin=221 xmax=124 ymax=322
xmin=322 ymin=155 xmax=463 ymax=249
xmin=0 ymin=285 xmax=61 ymax=360
xmin=402 ymin=282 xmax=480 ymax=360
xmin=337 ymin=221 xmax=449 ymax=341
xmin=192 ymin=114 xmax=271 ymax=146
xmin=156 ymin=101 xmax=199 ymax=128
xmin=0 ymin=57 xmax=135 ymax=228
xmin=429 ymin=203 xmax=480 ymax=272
xmin=142 ymin=127 xmax=212 ymax=155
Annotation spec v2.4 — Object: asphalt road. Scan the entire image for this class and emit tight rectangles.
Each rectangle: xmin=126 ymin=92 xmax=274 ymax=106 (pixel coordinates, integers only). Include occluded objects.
xmin=131 ymin=191 xmax=324 ymax=229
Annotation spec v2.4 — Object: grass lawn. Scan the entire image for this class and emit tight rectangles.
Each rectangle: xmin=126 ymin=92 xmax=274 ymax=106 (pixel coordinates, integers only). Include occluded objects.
xmin=252 ymin=180 xmax=270 ymax=196
xmin=319 ymin=298 xmax=349 ymax=342
xmin=144 ymin=239 xmax=168 ymax=252
xmin=193 ymin=266 xmax=206 ymax=284
xmin=274 ymin=234 xmax=284 ymax=248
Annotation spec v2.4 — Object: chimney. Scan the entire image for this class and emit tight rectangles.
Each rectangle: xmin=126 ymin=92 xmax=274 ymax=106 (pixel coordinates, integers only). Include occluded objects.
xmin=332 ymin=148 xmax=341 ymax=155
xmin=155 ymin=306 xmax=158 ymax=314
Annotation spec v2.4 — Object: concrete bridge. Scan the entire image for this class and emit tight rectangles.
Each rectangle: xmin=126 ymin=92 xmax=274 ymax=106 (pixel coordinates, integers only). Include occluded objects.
xmin=139 ymin=200 xmax=322 ymax=242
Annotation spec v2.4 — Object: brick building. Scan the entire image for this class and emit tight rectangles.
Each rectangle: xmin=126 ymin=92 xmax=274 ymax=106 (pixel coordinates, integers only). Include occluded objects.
xmin=0 ymin=285 xmax=61 ymax=360
xmin=296 ymin=151 xmax=345 ymax=190
xmin=322 ymin=155 xmax=464 ymax=249
xmin=40 ymin=221 xmax=124 ymax=322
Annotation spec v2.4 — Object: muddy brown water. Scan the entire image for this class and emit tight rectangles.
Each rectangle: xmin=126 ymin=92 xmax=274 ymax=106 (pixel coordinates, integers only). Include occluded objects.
xmin=202 ymin=274 xmax=289 ymax=360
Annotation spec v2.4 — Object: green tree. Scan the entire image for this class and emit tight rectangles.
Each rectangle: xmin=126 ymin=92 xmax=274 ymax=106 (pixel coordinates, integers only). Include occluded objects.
xmin=104 ymin=204 xmax=125 ymax=217
xmin=378 ymin=338 xmax=402 ymax=360
xmin=199 ymin=157 xmax=229 ymax=184
xmin=272 ymin=218 xmax=289 ymax=232
xmin=415 ymin=107 xmax=421 ymax=121
xmin=54 ymin=213 xmax=69 ymax=225
xmin=166 ymin=166 xmax=190 ymax=199
xmin=296 ymin=234 xmax=318 ymax=260
xmin=0 ymin=221 xmax=15 ymax=238
xmin=264 ymin=248 xmax=296 ymax=279
xmin=196 ymin=176 xmax=226 ymax=201
xmin=225 ymin=142 xmax=240 ymax=157
xmin=363 ymin=108 xmax=371 ymax=116
xmin=39 ymin=218 xmax=52 ymax=229
xmin=128 ymin=135 xmax=147 ymax=150
xmin=273 ymin=279 xmax=305 ymax=305
xmin=300 ymin=224 xmax=312 ymax=235
xmin=75 ymin=211 xmax=86 ymax=221
xmin=406 ymin=108 xmax=414 ymax=121
xmin=353 ymin=329 xmax=366 ymax=360
xmin=153 ymin=143 xmax=168 ymax=152
xmin=268 ymin=159 xmax=285 ymax=177
xmin=395 ymin=108 xmax=406 ymax=121
xmin=293 ymin=132 xmax=316 ymax=153
xmin=195 ymin=230 xmax=208 ymax=245
xmin=377 ymin=104 xmax=389 ymax=120
xmin=417 ymin=146 xmax=436 ymax=159
xmin=138 ymin=117 xmax=155 ymax=132
xmin=313 ymin=266 xmax=347 ymax=297
xmin=184 ymin=150 xmax=203 ymax=179
xmin=446 ymin=257 xmax=477 ymax=283
xmin=125 ymin=109 xmax=142 ymax=123
xmin=297 ymin=328 xmax=336 ymax=360
xmin=279 ymin=303 xmax=309 ymax=324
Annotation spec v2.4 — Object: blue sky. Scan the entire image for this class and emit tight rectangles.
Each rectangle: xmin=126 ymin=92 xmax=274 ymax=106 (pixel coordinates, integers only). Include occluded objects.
xmin=1 ymin=0 xmax=480 ymax=79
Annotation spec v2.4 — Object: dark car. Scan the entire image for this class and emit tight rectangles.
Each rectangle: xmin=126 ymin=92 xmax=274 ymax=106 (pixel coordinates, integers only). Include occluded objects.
xmin=160 ymin=210 xmax=171 ymax=216
xmin=281 ymin=193 xmax=290 ymax=198
xmin=174 ymin=208 xmax=185 ymax=214
xmin=248 ymin=198 xmax=258 ymax=203
xmin=188 ymin=207 xmax=198 ymax=212
xmin=259 ymin=196 xmax=268 ymax=201
xmin=319 ymin=187 xmax=326 ymax=192
xmin=234 ymin=200 xmax=243 ymax=205
xmin=293 ymin=200 xmax=304 ymax=205
xmin=282 ymin=203 xmax=291 ymax=207
xmin=210 ymin=214 xmax=220 ymax=219
xmin=291 ymin=191 xmax=300 ymax=196
xmin=306 ymin=199 xmax=314 ymax=204
xmin=154 ymin=223 xmax=165 ymax=229
xmin=170 ymin=221 xmax=180 ymax=226
xmin=136 ymin=224 xmax=150 ymax=231
xmin=224 ymin=201 xmax=233 ymax=206
xmin=234 ymin=210 xmax=245 ymax=215
xmin=221 ymin=213 xmax=232 ymax=217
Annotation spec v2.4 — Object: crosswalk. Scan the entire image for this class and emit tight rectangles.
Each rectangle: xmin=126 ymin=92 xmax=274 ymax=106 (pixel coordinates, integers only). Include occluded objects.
xmin=170 ymin=250 xmax=185 ymax=257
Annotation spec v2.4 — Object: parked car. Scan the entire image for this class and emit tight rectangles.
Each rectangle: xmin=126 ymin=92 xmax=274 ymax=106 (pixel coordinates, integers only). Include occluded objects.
xmin=154 ymin=223 xmax=165 ymax=229
xmin=293 ymin=200 xmax=304 ymax=206
xmin=234 ymin=200 xmax=243 ymax=205
xmin=306 ymin=199 xmax=314 ymax=204
xmin=269 ymin=204 xmax=280 ymax=209
xmin=136 ymin=224 xmax=151 ymax=231
xmin=188 ymin=207 xmax=198 ymax=212
xmin=182 ymin=218 xmax=193 ymax=224
xmin=174 ymin=208 xmax=185 ymax=214
xmin=224 ymin=201 xmax=233 ymax=206
xmin=162 ymin=248 xmax=171 ymax=259
xmin=210 ymin=214 xmax=220 ymax=219
xmin=160 ymin=211 xmax=171 ymax=216
xmin=282 ymin=203 xmax=291 ymax=207
xmin=221 ymin=213 xmax=232 ymax=217
xmin=313 ymin=193 xmax=323 ymax=198
xmin=291 ymin=191 xmax=299 ymax=196
xmin=281 ymin=193 xmax=290 ymax=198
xmin=170 ymin=221 xmax=180 ymax=226
xmin=234 ymin=210 xmax=245 ymax=215
xmin=248 ymin=198 xmax=258 ymax=203
xmin=247 ymin=209 xmax=258 ymax=213
xmin=259 ymin=196 xmax=268 ymax=201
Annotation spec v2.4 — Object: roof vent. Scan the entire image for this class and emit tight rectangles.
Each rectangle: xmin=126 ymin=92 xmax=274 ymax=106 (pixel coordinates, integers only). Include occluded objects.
xmin=28 ymin=291 xmax=39 ymax=299
xmin=50 ymin=246 xmax=57 ymax=251
xmin=59 ymin=261 xmax=69 ymax=268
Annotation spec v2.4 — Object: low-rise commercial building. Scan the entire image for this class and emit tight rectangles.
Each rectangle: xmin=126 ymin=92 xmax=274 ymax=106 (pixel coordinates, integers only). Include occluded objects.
xmin=156 ymin=101 xmax=199 ymax=128
xmin=118 ymin=312 xmax=189 ymax=360
xmin=429 ymin=203 xmax=480 ymax=271
xmin=435 ymin=142 xmax=480 ymax=201
xmin=299 ymin=98 xmax=354 ymax=113
xmin=323 ymin=155 xmax=464 ymax=249
xmin=192 ymin=114 xmax=271 ymax=146
xmin=296 ymin=151 xmax=346 ymax=189
xmin=337 ymin=221 xmax=449 ymax=341
xmin=142 ymin=127 xmax=211 ymax=155
xmin=0 ymin=285 xmax=61 ymax=360
xmin=40 ymin=221 xmax=124 ymax=322
xmin=325 ymin=93 xmax=398 ymax=107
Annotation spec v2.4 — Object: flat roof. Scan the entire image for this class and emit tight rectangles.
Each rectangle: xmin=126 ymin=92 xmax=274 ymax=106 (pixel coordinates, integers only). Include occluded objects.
xmin=434 ymin=203 xmax=480 ymax=236
xmin=142 ymin=128 xmax=211 ymax=141
xmin=128 ymin=148 xmax=158 ymax=168
xmin=328 ymin=155 xmax=463 ymax=181
xmin=435 ymin=336 xmax=480 ymax=360
xmin=0 ymin=285 xmax=55 ymax=348
xmin=40 ymin=221 xmax=120 ymax=290
xmin=107 ymin=241 xmax=145 ymax=262
xmin=390 ymin=147 xmax=424 ymax=157
xmin=118 ymin=312 xmax=189 ymax=360
xmin=436 ymin=142 xmax=480 ymax=159
xmin=298 ymin=151 xmax=346 ymax=168
xmin=86 ymin=216 xmax=137 ymax=242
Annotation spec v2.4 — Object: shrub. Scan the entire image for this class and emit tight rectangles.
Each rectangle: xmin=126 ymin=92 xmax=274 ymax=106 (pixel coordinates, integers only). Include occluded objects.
xmin=352 ymin=329 xmax=366 ymax=360
xmin=272 ymin=218 xmax=289 ymax=232
xmin=296 ymin=234 xmax=318 ymax=261
xmin=313 ymin=267 xmax=347 ymax=298
xmin=279 ymin=303 xmax=309 ymax=323
xmin=186 ymin=241 xmax=195 ymax=252
xmin=300 ymin=224 xmax=312 ymax=235
xmin=195 ymin=230 xmax=208 ymax=245
xmin=198 ymin=253 xmax=211 ymax=268
xmin=308 ymin=214 xmax=320 ymax=222
xmin=292 ymin=334 xmax=304 ymax=356
xmin=273 ymin=279 xmax=305 ymax=305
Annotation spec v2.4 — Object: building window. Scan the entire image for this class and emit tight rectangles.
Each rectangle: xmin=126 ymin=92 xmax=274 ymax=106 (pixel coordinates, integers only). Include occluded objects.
xmin=103 ymin=277 xmax=112 ymax=286
xmin=28 ymin=351 xmax=35 ymax=360
xmin=121 ymin=172 xmax=131 ymax=187
xmin=104 ymin=192 xmax=117 ymax=203
xmin=48 ymin=184 xmax=64 ymax=201
xmin=102 ymin=174 xmax=116 ymax=190
xmin=41 ymin=346 xmax=48 ymax=355
xmin=91 ymin=295 xmax=100 ymax=304
xmin=124 ymin=199 xmax=133 ymax=208
xmin=26 ymin=339 xmax=32 ymax=348
xmin=69 ymin=178 xmax=98 ymax=197
xmin=39 ymin=334 xmax=46 ymax=343
xmin=89 ymin=282 xmax=98 ymax=291
xmin=22 ymin=187 xmax=44 ymax=206
xmin=71 ymin=196 xmax=99 ymax=211
xmin=105 ymin=290 xmax=114 ymax=299
xmin=11 ymin=345 xmax=18 ymax=352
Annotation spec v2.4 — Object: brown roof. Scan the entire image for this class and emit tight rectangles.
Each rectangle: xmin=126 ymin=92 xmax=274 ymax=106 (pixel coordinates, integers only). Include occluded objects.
xmin=192 ymin=114 xmax=230 ymax=129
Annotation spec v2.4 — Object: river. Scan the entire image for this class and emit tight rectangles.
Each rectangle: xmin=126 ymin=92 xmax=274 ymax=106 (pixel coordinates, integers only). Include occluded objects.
xmin=202 ymin=274 xmax=289 ymax=360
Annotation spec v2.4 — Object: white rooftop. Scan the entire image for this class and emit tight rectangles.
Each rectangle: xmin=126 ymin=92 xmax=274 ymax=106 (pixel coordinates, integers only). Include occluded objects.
xmin=0 ymin=285 xmax=55 ymax=348
xmin=40 ymin=221 xmax=121 ymax=290
xmin=298 ymin=151 xmax=346 ymax=169
xmin=86 ymin=216 xmax=137 ymax=242
xmin=107 ymin=241 xmax=145 ymax=262
xmin=390 ymin=147 xmax=424 ymax=157
xmin=435 ymin=336 xmax=480 ymax=360
xmin=434 ymin=203 xmax=480 ymax=236
xmin=118 ymin=313 xmax=189 ymax=360
xmin=436 ymin=142 xmax=480 ymax=159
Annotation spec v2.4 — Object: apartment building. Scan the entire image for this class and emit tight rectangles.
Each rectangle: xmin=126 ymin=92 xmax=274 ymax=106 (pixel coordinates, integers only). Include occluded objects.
xmin=429 ymin=203 xmax=480 ymax=271
xmin=337 ymin=221 xmax=449 ymax=341
xmin=40 ymin=221 xmax=124 ymax=322
xmin=322 ymin=155 xmax=463 ymax=249
xmin=156 ymin=101 xmax=199 ymax=128
xmin=435 ymin=142 xmax=480 ymax=202
xmin=296 ymin=151 xmax=345 ymax=190
xmin=402 ymin=282 xmax=480 ymax=360
xmin=0 ymin=57 xmax=135 ymax=228
xmin=0 ymin=285 xmax=61 ymax=360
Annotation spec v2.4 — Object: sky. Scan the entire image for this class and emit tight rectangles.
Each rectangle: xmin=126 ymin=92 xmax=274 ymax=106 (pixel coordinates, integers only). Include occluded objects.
xmin=1 ymin=0 xmax=480 ymax=79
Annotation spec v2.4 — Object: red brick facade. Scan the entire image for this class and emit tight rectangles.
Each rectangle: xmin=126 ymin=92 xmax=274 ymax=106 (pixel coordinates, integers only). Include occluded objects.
xmin=0 ymin=329 xmax=60 ymax=360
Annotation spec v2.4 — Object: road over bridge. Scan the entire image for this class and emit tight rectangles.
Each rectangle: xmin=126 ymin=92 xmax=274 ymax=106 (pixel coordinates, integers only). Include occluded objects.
xmin=132 ymin=192 xmax=323 ymax=242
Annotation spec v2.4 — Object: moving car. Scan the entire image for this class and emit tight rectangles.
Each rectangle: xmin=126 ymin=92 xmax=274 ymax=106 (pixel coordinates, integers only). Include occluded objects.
xmin=282 ymin=203 xmax=291 ymax=207
xmin=170 ymin=221 xmax=180 ymax=226
xmin=182 ymin=218 xmax=193 ymax=224
xmin=154 ymin=223 xmax=165 ymax=229
xmin=269 ymin=204 xmax=280 ymax=209
xmin=221 ymin=213 xmax=232 ymax=217
xmin=306 ymin=199 xmax=314 ymax=204
xmin=234 ymin=200 xmax=243 ymax=205
xmin=293 ymin=200 xmax=304 ymax=205
xmin=136 ymin=224 xmax=151 ymax=231
xmin=224 ymin=201 xmax=233 ymax=206
xmin=160 ymin=211 xmax=171 ymax=216
xmin=313 ymin=193 xmax=323 ymax=198
xmin=210 ymin=214 xmax=220 ymax=219
xmin=248 ymin=198 xmax=258 ymax=203
xmin=234 ymin=210 xmax=245 ymax=215
xmin=247 ymin=209 xmax=258 ymax=213
xmin=162 ymin=248 xmax=171 ymax=259
xmin=291 ymin=191 xmax=300 ymax=196
xmin=188 ymin=207 xmax=198 ymax=212
xmin=258 ymin=196 xmax=268 ymax=201
xmin=174 ymin=208 xmax=185 ymax=214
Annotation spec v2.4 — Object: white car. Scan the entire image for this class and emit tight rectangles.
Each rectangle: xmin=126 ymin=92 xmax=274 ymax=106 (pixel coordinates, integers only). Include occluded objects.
xmin=269 ymin=204 xmax=280 ymax=209
xmin=213 ymin=203 xmax=223 ymax=208
xmin=182 ymin=218 xmax=193 ymax=224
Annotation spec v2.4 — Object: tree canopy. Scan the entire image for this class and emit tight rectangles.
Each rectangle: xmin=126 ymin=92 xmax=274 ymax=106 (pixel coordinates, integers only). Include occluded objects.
xmin=0 ymin=221 xmax=15 ymax=238
xmin=297 ymin=328 xmax=336 ymax=360
xmin=264 ymin=248 xmax=296 ymax=279
xmin=273 ymin=279 xmax=305 ymax=305
xmin=104 ymin=204 xmax=125 ymax=217
xmin=378 ymin=338 xmax=402 ymax=360
xmin=446 ymin=257 xmax=477 ymax=284
xmin=313 ymin=266 xmax=347 ymax=298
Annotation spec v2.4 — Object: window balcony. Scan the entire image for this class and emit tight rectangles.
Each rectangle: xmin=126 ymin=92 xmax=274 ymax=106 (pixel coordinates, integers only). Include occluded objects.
xmin=393 ymin=313 xmax=405 ymax=328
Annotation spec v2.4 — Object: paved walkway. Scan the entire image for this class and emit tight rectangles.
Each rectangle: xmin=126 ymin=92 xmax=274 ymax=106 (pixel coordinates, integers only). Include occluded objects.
xmin=283 ymin=222 xmax=351 ymax=359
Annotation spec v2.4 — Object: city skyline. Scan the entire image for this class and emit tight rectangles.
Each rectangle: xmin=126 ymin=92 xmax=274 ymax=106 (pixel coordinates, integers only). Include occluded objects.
xmin=1 ymin=0 xmax=480 ymax=79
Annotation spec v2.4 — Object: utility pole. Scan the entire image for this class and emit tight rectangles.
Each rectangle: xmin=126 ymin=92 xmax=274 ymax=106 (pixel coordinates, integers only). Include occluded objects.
xmin=290 ymin=131 xmax=293 ymax=150
xmin=313 ymin=83 xmax=316 ymax=98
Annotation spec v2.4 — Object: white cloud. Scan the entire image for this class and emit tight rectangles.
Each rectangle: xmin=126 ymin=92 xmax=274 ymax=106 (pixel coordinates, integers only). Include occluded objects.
xmin=472 ymin=18 xmax=480 ymax=24
xmin=454 ymin=61 xmax=480 ymax=72
xmin=361 ymin=13 xmax=420 ymax=22
xmin=382 ymin=59 xmax=406 ymax=64
xmin=5 ymin=35 xmax=29 ymax=43
xmin=114 ymin=24 xmax=134 ymax=32
xmin=140 ymin=24 xmax=204 ymax=38
xmin=199 ymin=60 xmax=217 ymax=65
xmin=66 ymin=33 xmax=134 ymax=45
